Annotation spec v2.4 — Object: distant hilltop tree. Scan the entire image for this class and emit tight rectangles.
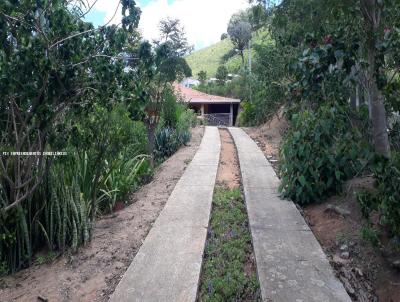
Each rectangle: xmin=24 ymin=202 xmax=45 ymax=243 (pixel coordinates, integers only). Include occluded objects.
xmin=157 ymin=17 xmax=194 ymax=57
xmin=221 ymin=33 xmax=228 ymax=40
xmin=227 ymin=21 xmax=252 ymax=65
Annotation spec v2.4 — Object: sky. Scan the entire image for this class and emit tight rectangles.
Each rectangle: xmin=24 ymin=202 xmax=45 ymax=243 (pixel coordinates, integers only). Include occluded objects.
xmin=84 ymin=0 xmax=250 ymax=50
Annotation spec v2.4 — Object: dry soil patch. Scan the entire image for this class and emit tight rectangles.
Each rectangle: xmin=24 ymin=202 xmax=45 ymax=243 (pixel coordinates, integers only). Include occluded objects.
xmin=216 ymin=129 xmax=241 ymax=188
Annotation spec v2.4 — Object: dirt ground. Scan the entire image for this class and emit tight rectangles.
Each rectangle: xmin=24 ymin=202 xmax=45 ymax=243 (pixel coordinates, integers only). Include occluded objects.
xmin=243 ymin=109 xmax=288 ymax=161
xmin=304 ymin=178 xmax=400 ymax=302
xmin=0 ymin=127 xmax=204 ymax=302
xmin=245 ymin=114 xmax=400 ymax=302
xmin=216 ymin=129 xmax=241 ymax=188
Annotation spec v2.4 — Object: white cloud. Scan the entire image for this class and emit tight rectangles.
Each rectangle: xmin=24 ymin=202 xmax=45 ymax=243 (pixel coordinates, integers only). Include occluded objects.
xmin=91 ymin=0 xmax=123 ymax=25
xmin=139 ymin=0 xmax=250 ymax=49
xmin=90 ymin=0 xmax=250 ymax=50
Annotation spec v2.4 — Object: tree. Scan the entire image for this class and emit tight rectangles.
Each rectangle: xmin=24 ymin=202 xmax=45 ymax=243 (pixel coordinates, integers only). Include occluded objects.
xmin=228 ymin=21 xmax=252 ymax=65
xmin=216 ymin=65 xmax=228 ymax=85
xmin=360 ymin=0 xmax=390 ymax=157
xmin=130 ymin=19 xmax=192 ymax=167
xmin=221 ymin=33 xmax=228 ymax=40
xmin=198 ymin=70 xmax=207 ymax=84
xmin=228 ymin=10 xmax=251 ymax=29
xmin=157 ymin=17 xmax=194 ymax=56
xmin=267 ymin=0 xmax=394 ymax=157
xmin=0 ymin=0 xmax=141 ymax=212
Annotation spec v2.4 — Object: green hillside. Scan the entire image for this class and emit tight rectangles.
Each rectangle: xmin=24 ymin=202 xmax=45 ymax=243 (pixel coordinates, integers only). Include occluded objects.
xmin=185 ymin=30 xmax=270 ymax=78
xmin=185 ymin=39 xmax=239 ymax=77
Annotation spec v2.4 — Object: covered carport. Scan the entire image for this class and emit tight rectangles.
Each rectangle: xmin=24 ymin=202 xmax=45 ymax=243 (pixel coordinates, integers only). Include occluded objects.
xmin=174 ymin=84 xmax=240 ymax=126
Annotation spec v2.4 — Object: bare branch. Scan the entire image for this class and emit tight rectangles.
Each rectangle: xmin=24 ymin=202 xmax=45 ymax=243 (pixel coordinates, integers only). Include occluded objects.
xmin=76 ymin=0 xmax=100 ymax=20
xmin=49 ymin=1 xmax=121 ymax=49
xmin=71 ymin=54 xmax=139 ymax=67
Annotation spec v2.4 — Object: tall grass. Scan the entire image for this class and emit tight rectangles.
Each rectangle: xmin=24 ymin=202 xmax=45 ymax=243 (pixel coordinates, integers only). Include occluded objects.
xmin=100 ymin=154 xmax=149 ymax=213
xmin=0 ymin=149 xmax=148 ymax=275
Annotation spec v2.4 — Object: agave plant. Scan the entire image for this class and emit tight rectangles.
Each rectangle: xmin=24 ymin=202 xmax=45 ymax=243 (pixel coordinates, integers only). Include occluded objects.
xmin=155 ymin=127 xmax=177 ymax=159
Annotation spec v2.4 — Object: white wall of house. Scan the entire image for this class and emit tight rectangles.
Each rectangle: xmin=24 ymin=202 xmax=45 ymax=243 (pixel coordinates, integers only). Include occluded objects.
xmin=181 ymin=78 xmax=200 ymax=88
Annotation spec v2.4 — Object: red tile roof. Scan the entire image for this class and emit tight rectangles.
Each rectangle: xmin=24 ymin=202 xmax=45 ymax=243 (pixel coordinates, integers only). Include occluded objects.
xmin=173 ymin=83 xmax=240 ymax=104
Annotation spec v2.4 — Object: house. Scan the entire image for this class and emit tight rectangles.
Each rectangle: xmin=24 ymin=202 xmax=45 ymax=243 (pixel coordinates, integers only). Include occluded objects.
xmin=174 ymin=83 xmax=240 ymax=126
xmin=227 ymin=73 xmax=240 ymax=80
xmin=180 ymin=77 xmax=200 ymax=88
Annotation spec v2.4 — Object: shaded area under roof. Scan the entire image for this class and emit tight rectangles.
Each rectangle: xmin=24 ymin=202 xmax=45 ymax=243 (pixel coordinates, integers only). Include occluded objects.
xmin=173 ymin=83 xmax=241 ymax=104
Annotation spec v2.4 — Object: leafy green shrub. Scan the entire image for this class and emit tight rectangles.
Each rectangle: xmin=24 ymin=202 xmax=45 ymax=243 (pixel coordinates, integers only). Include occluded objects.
xmin=35 ymin=251 xmax=57 ymax=265
xmin=357 ymin=191 xmax=379 ymax=222
xmin=155 ymin=107 xmax=195 ymax=160
xmin=161 ymin=88 xmax=180 ymax=129
xmin=177 ymin=108 xmax=198 ymax=129
xmin=279 ymin=104 xmax=364 ymax=204
xmin=195 ymin=70 xmax=252 ymax=100
xmin=238 ymin=43 xmax=288 ymax=126
xmin=370 ymin=153 xmax=400 ymax=237
xmin=0 ymin=259 xmax=8 ymax=276
xmin=360 ymin=226 xmax=380 ymax=247
xmin=389 ymin=120 xmax=400 ymax=152
xmin=0 ymin=202 xmax=27 ymax=274
xmin=237 ymin=94 xmax=282 ymax=127
xmin=237 ymin=101 xmax=256 ymax=126
xmin=195 ymin=83 xmax=229 ymax=98
xmin=0 ymin=0 xmax=193 ymax=277
xmin=0 ymin=101 xmax=188 ymax=275
xmin=71 ymin=104 xmax=149 ymax=218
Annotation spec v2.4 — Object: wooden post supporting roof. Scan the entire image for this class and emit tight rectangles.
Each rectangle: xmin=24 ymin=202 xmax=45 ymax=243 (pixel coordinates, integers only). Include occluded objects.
xmin=229 ymin=103 xmax=233 ymax=126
